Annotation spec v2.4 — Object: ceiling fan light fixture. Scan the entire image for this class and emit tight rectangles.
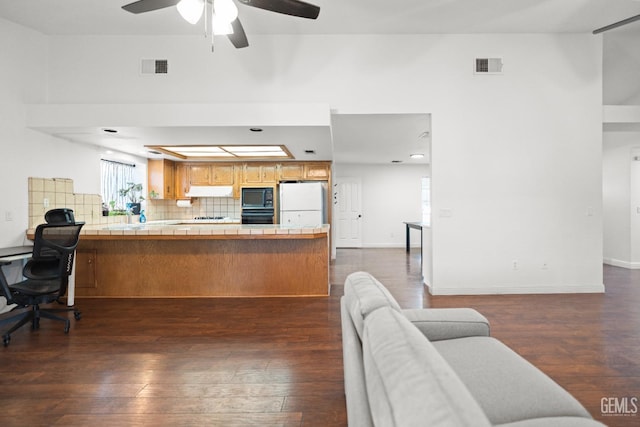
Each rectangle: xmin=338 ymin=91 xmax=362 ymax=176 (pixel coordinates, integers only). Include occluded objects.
xmin=123 ymin=0 xmax=321 ymax=50
xmin=212 ymin=13 xmax=234 ymax=35
xmin=177 ymin=0 xmax=205 ymax=25
xmin=214 ymin=0 xmax=239 ymax=22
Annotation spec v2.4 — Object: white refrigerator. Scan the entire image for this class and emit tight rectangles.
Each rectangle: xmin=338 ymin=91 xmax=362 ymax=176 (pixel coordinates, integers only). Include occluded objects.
xmin=279 ymin=182 xmax=326 ymax=226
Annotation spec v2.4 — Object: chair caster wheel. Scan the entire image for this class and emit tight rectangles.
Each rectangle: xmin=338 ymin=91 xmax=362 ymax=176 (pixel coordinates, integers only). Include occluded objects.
xmin=3 ymin=334 xmax=10 ymax=346
xmin=74 ymin=312 xmax=82 ymax=321
xmin=64 ymin=320 xmax=70 ymax=334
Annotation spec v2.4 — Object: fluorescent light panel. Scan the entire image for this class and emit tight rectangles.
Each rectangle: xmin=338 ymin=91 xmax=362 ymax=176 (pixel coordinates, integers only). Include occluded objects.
xmin=166 ymin=146 xmax=226 ymax=153
xmin=223 ymin=145 xmax=283 ymax=152
xmin=147 ymin=145 xmax=293 ymax=160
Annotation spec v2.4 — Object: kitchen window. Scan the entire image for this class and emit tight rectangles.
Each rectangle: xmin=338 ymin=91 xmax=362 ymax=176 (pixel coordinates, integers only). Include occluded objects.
xmin=100 ymin=159 xmax=135 ymax=210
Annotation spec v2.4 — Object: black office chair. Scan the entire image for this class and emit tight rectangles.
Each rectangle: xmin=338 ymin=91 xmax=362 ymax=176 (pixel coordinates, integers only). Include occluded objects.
xmin=0 ymin=221 xmax=84 ymax=346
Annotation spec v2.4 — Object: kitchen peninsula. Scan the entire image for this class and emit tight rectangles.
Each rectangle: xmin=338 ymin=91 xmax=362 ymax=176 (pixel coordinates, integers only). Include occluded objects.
xmin=71 ymin=222 xmax=330 ymax=298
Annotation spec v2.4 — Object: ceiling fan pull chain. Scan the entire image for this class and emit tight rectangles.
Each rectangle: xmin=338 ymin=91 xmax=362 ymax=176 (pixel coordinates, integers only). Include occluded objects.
xmin=203 ymin=0 xmax=208 ymax=38
xmin=210 ymin=1 xmax=215 ymax=52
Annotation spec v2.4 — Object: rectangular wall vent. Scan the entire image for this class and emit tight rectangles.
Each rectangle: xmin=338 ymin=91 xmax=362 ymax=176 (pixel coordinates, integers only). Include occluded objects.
xmin=141 ymin=59 xmax=168 ymax=75
xmin=474 ymin=57 xmax=503 ymax=74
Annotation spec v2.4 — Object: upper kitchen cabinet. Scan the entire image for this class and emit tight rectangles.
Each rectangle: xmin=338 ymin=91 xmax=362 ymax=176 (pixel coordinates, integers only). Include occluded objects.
xmin=148 ymin=159 xmax=175 ymax=199
xmin=212 ymin=164 xmax=235 ymax=185
xmin=242 ymin=163 xmax=277 ymax=184
xmin=189 ymin=164 xmax=211 ymax=185
xmin=279 ymin=162 xmax=331 ymax=181
xmin=175 ymin=163 xmax=190 ymax=199
xmin=304 ymin=163 xmax=331 ymax=180
xmin=279 ymin=163 xmax=304 ymax=181
xmin=188 ymin=164 xmax=235 ymax=186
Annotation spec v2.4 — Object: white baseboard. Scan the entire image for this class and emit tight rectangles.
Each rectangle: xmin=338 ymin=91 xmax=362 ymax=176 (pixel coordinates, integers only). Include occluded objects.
xmin=360 ymin=243 xmax=418 ymax=249
xmin=426 ymin=282 xmax=606 ymax=295
xmin=603 ymin=258 xmax=640 ymax=269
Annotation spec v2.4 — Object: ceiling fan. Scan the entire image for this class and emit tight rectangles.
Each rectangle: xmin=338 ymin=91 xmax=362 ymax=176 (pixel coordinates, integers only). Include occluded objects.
xmin=593 ymin=13 xmax=640 ymax=34
xmin=122 ymin=0 xmax=320 ymax=49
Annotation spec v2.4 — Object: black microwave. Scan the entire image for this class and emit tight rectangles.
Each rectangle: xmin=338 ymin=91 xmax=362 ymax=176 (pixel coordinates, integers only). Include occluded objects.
xmin=241 ymin=187 xmax=274 ymax=209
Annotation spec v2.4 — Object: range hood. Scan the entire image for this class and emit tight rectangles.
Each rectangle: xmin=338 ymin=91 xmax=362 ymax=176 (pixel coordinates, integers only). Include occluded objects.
xmin=185 ymin=185 xmax=233 ymax=198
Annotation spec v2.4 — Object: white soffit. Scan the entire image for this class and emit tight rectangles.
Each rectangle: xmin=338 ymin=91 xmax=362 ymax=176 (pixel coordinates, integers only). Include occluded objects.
xmin=26 ymin=103 xmax=332 ymax=128
xmin=25 ymin=103 xmax=334 ymax=160
xmin=603 ymin=105 xmax=640 ymax=132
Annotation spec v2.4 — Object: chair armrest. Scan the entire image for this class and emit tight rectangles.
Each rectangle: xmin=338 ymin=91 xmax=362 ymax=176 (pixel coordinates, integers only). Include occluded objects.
xmin=401 ymin=308 xmax=490 ymax=341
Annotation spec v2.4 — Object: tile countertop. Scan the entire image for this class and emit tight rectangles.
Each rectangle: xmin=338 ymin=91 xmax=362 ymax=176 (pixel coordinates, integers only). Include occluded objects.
xmin=57 ymin=220 xmax=329 ymax=237
xmin=26 ymin=221 xmax=330 ymax=240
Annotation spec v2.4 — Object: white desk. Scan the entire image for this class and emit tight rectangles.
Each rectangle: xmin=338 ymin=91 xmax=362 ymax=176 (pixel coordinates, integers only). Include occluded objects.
xmin=0 ymin=246 xmax=32 ymax=313
xmin=0 ymin=246 xmax=76 ymax=308
xmin=0 ymin=245 xmax=33 ymax=263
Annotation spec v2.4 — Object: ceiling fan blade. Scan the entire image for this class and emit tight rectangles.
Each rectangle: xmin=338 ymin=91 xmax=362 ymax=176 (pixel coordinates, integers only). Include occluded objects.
xmin=237 ymin=0 xmax=320 ymax=19
xmin=122 ymin=0 xmax=181 ymax=14
xmin=228 ymin=18 xmax=249 ymax=49
xmin=593 ymin=13 xmax=640 ymax=34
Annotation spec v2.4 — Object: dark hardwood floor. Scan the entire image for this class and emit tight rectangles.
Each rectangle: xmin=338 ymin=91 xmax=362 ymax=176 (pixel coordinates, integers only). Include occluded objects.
xmin=1 ymin=248 xmax=638 ymax=426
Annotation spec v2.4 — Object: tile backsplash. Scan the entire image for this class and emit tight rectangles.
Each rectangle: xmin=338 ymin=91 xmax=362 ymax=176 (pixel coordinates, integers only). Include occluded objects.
xmin=146 ymin=197 xmax=241 ymax=221
xmin=28 ymin=177 xmax=114 ymax=228
xmin=28 ymin=177 xmax=241 ymax=227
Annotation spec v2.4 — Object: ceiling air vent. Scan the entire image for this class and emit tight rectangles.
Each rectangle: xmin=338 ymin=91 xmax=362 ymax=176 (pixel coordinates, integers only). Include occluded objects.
xmin=141 ymin=59 xmax=168 ymax=75
xmin=474 ymin=57 xmax=503 ymax=75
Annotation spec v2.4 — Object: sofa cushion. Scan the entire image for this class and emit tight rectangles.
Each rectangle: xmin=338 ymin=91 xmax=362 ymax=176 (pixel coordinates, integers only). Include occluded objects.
xmin=402 ymin=307 xmax=491 ymax=341
xmin=363 ymin=306 xmax=492 ymax=427
xmin=433 ymin=337 xmax=594 ymax=425
xmin=344 ymin=271 xmax=402 ymax=338
xmin=340 ymin=298 xmax=374 ymax=427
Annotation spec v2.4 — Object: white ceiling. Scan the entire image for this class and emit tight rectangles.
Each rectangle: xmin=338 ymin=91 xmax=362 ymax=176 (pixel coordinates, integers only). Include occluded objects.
xmin=3 ymin=0 xmax=640 ymax=164
xmin=2 ymin=0 xmax=640 ymax=36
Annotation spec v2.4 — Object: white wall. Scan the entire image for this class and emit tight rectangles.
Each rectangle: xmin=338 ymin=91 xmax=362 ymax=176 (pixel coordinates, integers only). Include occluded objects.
xmin=602 ymin=133 xmax=640 ymax=268
xmin=0 ymin=18 xmax=103 ymax=248
xmin=333 ymin=163 xmax=428 ymax=248
xmin=427 ymin=36 xmax=604 ymax=294
xmin=604 ymin=32 xmax=640 ymax=105
xmin=601 ymin=31 xmax=640 ymax=270
xmin=3 ymin=30 xmax=605 ymax=294
xmin=632 ymin=148 xmax=640 ymax=267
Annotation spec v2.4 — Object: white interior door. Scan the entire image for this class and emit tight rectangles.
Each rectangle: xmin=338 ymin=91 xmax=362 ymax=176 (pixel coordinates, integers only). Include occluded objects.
xmin=335 ymin=177 xmax=362 ymax=248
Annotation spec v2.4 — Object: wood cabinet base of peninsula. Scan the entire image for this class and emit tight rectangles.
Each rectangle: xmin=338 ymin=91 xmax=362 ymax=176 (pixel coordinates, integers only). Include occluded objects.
xmin=74 ymin=236 xmax=329 ymax=298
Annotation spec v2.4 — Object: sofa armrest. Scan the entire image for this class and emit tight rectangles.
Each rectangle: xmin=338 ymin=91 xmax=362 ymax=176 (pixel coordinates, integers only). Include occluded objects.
xmin=401 ymin=308 xmax=490 ymax=341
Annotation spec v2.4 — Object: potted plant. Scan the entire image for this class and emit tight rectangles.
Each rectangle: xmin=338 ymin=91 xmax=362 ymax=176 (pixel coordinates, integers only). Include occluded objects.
xmin=119 ymin=182 xmax=145 ymax=215
xmin=107 ymin=200 xmax=126 ymax=216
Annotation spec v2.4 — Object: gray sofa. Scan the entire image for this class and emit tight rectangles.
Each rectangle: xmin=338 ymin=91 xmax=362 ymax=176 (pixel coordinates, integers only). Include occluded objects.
xmin=340 ymin=271 xmax=604 ymax=427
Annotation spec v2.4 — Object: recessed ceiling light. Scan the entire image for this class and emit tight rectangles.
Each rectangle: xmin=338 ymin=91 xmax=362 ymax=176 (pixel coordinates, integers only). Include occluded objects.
xmin=249 ymin=128 xmax=263 ymax=132
xmin=410 ymin=153 xmax=425 ymax=159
